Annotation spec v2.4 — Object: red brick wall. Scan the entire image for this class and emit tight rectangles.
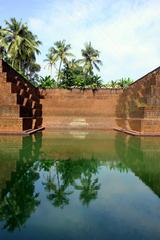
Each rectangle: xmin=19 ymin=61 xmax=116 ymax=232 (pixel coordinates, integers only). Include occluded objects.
xmin=1 ymin=59 xmax=160 ymax=134
xmin=41 ymin=88 xmax=123 ymax=130
xmin=116 ymin=67 xmax=160 ymax=133
xmin=0 ymin=59 xmax=43 ymax=132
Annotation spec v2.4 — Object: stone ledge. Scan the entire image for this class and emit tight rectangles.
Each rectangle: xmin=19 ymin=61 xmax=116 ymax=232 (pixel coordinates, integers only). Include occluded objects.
xmin=0 ymin=127 xmax=45 ymax=136
xmin=114 ymin=128 xmax=160 ymax=137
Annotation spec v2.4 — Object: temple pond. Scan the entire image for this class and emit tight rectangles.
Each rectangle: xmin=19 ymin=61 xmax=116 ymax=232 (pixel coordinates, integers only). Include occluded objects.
xmin=0 ymin=131 xmax=160 ymax=240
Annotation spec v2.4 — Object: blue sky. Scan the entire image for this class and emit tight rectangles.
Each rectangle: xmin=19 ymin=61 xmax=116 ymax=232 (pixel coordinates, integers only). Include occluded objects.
xmin=0 ymin=0 xmax=160 ymax=82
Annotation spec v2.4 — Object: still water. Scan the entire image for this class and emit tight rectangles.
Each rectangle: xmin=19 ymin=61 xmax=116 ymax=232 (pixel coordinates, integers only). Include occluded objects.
xmin=0 ymin=130 xmax=160 ymax=240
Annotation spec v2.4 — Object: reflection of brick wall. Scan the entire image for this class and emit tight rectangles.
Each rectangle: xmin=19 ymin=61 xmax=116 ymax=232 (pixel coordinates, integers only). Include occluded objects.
xmin=116 ymin=67 xmax=160 ymax=133
xmin=41 ymin=88 xmax=123 ymax=130
xmin=0 ymin=136 xmax=21 ymax=198
xmin=0 ymin=60 xmax=43 ymax=133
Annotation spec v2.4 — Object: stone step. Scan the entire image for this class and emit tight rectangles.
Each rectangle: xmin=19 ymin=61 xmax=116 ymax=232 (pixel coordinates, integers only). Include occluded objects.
xmin=22 ymin=117 xmax=43 ymax=130
xmin=0 ymin=60 xmax=43 ymax=133
xmin=116 ymin=118 xmax=142 ymax=132
xmin=17 ymin=95 xmax=37 ymax=107
xmin=17 ymin=98 xmax=42 ymax=110
xmin=32 ymin=108 xmax=42 ymax=117
xmin=0 ymin=71 xmax=40 ymax=102
xmin=11 ymin=84 xmax=40 ymax=102
xmin=19 ymin=106 xmax=42 ymax=118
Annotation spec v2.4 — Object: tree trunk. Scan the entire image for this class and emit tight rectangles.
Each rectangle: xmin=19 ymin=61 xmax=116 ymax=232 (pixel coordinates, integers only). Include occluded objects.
xmin=57 ymin=59 xmax=62 ymax=82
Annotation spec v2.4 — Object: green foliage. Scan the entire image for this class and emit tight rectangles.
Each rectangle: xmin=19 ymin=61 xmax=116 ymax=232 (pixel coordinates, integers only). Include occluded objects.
xmin=44 ymin=41 xmax=103 ymax=88
xmin=38 ymin=75 xmax=57 ymax=89
xmin=1 ymin=18 xmax=134 ymax=89
xmin=59 ymin=61 xmax=102 ymax=89
xmin=79 ymin=42 xmax=102 ymax=75
xmin=44 ymin=40 xmax=73 ymax=81
xmin=117 ymin=77 xmax=133 ymax=88
xmin=1 ymin=19 xmax=103 ymax=88
xmin=0 ymin=18 xmax=41 ymax=81
xmin=103 ymin=77 xmax=133 ymax=89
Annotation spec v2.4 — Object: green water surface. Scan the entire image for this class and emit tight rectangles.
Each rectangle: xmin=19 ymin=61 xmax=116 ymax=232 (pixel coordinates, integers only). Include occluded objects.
xmin=0 ymin=130 xmax=160 ymax=240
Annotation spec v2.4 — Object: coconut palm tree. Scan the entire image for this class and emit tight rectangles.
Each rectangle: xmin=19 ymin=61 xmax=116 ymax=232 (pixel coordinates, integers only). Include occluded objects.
xmin=44 ymin=51 xmax=57 ymax=76
xmin=79 ymin=42 xmax=102 ymax=75
xmin=0 ymin=18 xmax=41 ymax=74
xmin=45 ymin=40 xmax=73 ymax=82
xmin=117 ymin=77 xmax=133 ymax=88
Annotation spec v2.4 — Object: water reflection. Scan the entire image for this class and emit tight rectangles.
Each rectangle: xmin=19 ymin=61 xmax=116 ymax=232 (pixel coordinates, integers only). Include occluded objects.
xmin=0 ymin=131 xmax=160 ymax=234
xmin=39 ymin=157 xmax=101 ymax=208
xmin=0 ymin=134 xmax=42 ymax=231
xmin=115 ymin=134 xmax=160 ymax=197
xmin=42 ymin=161 xmax=73 ymax=208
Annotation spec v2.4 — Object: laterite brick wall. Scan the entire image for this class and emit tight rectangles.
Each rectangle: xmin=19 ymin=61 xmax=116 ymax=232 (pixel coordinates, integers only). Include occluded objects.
xmin=0 ymin=59 xmax=43 ymax=132
xmin=0 ymin=59 xmax=160 ymax=134
xmin=40 ymin=88 xmax=123 ymax=130
xmin=116 ymin=67 xmax=160 ymax=133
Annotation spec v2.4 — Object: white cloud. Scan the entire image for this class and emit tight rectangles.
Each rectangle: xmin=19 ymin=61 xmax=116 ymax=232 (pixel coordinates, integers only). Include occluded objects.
xmin=28 ymin=0 xmax=160 ymax=82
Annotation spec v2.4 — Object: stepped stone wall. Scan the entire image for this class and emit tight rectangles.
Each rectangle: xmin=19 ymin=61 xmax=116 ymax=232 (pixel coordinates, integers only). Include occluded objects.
xmin=0 ymin=59 xmax=160 ymax=135
xmin=0 ymin=59 xmax=43 ymax=133
xmin=116 ymin=67 xmax=160 ymax=133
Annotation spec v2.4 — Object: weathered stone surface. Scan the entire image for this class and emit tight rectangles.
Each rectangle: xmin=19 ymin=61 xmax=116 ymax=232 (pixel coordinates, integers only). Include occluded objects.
xmin=116 ymin=66 xmax=160 ymax=133
xmin=0 ymin=60 xmax=43 ymax=133
xmin=41 ymin=88 xmax=122 ymax=130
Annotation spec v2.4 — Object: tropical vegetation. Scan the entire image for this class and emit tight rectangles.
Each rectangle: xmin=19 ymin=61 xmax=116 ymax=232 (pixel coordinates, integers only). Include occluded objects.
xmin=0 ymin=17 xmax=134 ymax=89
xmin=104 ymin=77 xmax=133 ymax=89
xmin=0 ymin=18 xmax=41 ymax=81
xmin=44 ymin=41 xmax=103 ymax=89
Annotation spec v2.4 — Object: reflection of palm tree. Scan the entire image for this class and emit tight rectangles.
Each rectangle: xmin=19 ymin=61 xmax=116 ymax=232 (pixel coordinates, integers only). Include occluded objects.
xmin=39 ymin=159 xmax=54 ymax=172
xmin=0 ymin=161 xmax=40 ymax=232
xmin=43 ymin=162 xmax=72 ymax=208
xmin=75 ymin=173 xmax=100 ymax=206
xmin=42 ymin=158 xmax=101 ymax=207
xmin=109 ymin=161 xmax=128 ymax=173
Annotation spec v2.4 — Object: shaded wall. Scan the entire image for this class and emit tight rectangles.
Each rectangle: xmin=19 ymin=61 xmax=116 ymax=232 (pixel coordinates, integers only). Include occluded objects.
xmin=116 ymin=67 xmax=160 ymax=133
